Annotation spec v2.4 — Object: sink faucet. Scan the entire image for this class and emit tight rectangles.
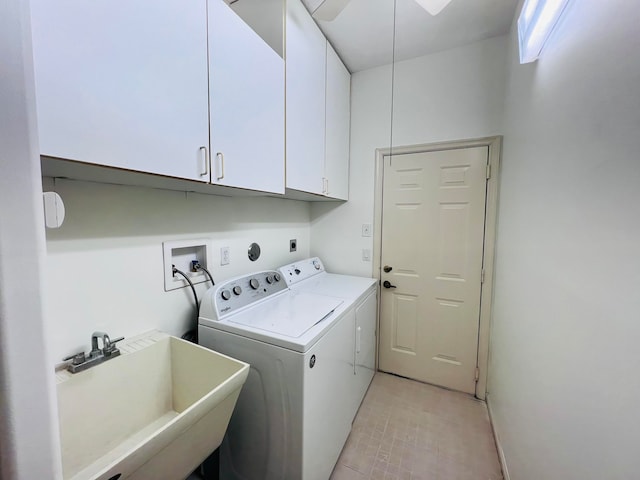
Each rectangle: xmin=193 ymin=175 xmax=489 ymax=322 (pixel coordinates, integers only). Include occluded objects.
xmin=64 ymin=331 xmax=124 ymax=373
xmin=91 ymin=331 xmax=116 ymax=357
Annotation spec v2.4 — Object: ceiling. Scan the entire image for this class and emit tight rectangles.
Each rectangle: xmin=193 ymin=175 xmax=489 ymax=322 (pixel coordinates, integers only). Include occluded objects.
xmin=306 ymin=0 xmax=520 ymax=72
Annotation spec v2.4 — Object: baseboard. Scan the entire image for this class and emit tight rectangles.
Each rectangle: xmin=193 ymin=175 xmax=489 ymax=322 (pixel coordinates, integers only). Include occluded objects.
xmin=486 ymin=394 xmax=510 ymax=480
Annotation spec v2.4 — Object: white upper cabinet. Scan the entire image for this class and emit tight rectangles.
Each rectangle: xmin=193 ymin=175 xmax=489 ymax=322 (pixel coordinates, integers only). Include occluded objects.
xmin=324 ymin=43 xmax=351 ymax=201
xmin=209 ymin=0 xmax=285 ymax=194
xmin=30 ymin=0 xmax=344 ymax=200
xmin=285 ymin=0 xmax=351 ymax=200
xmin=285 ymin=0 xmax=327 ymax=196
xmin=30 ymin=0 xmax=210 ymax=182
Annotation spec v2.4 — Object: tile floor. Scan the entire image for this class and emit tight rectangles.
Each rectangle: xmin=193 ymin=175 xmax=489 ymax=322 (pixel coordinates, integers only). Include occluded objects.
xmin=330 ymin=372 xmax=503 ymax=480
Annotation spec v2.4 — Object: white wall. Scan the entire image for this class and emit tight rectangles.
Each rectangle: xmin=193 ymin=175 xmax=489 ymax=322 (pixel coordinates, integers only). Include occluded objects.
xmin=488 ymin=1 xmax=640 ymax=479
xmin=311 ymin=35 xmax=508 ymax=275
xmin=0 ymin=0 xmax=63 ymax=477
xmin=45 ymin=178 xmax=310 ymax=362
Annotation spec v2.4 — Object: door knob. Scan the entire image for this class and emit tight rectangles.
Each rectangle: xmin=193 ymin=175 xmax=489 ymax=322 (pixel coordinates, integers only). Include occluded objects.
xmin=383 ymin=265 xmax=393 ymax=273
xmin=382 ymin=280 xmax=397 ymax=289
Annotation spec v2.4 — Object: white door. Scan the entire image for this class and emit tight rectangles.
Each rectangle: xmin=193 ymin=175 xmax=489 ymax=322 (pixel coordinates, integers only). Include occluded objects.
xmin=378 ymin=147 xmax=488 ymax=394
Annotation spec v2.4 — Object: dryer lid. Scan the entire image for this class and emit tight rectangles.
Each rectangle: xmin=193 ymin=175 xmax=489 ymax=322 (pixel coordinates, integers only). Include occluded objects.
xmin=228 ymin=291 xmax=343 ymax=338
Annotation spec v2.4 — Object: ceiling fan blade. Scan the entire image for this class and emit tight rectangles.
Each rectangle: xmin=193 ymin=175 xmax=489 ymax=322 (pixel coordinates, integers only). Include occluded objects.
xmin=311 ymin=0 xmax=352 ymax=21
xmin=414 ymin=0 xmax=454 ymax=16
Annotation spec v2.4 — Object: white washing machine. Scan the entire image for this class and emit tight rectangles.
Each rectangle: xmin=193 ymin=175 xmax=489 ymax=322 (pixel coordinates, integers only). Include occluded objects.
xmin=198 ymin=269 xmax=359 ymax=480
xmin=279 ymin=257 xmax=378 ymax=419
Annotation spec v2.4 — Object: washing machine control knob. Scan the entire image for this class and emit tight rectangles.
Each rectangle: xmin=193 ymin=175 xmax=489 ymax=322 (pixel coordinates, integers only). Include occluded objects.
xmin=273 ymin=273 xmax=281 ymax=282
xmin=221 ymin=289 xmax=231 ymax=301
xmin=249 ymin=278 xmax=259 ymax=290
xmin=313 ymin=260 xmax=321 ymax=270
xmin=266 ymin=275 xmax=273 ymax=284
xmin=233 ymin=286 xmax=242 ymax=296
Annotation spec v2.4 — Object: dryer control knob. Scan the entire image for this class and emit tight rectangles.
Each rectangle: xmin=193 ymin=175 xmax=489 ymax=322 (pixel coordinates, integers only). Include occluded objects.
xmin=233 ymin=286 xmax=242 ymax=296
xmin=274 ymin=273 xmax=281 ymax=282
xmin=249 ymin=278 xmax=259 ymax=290
xmin=313 ymin=260 xmax=321 ymax=270
xmin=221 ymin=290 xmax=231 ymax=301
xmin=266 ymin=275 xmax=273 ymax=284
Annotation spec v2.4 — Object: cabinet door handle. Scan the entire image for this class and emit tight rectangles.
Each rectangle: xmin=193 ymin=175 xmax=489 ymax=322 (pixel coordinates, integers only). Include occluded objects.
xmin=356 ymin=326 xmax=361 ymax=354
xmin=216 ymin=152 xmax=225 ymax=181
xmin=199 ymin=146 xmax=209 ymax=177
xmin=322 ymin=177 xmax=329 ymax=195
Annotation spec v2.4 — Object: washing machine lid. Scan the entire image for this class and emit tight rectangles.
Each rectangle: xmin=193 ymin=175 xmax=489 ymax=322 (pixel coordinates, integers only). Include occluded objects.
xmin=228 ymin=290 xmax=343 ymax=338
xmin=279 ymin=257 xmax=377 ymax=302
xmin=290 ymin=273 xmax=377 ymax=301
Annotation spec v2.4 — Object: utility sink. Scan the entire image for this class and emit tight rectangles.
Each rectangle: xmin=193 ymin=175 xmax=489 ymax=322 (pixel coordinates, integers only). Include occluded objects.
xmin=55 ymin=331 xmax=249 ymax=480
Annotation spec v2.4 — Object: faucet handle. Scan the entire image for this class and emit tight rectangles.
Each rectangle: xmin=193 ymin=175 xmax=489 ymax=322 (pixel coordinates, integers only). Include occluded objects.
xmin=104 ymin=336 xmax=124 ymax=356
xmin=63 ymin=352 xmax=86 ymax=366
xmin=107 ymin=336 xmax=124 ymax=349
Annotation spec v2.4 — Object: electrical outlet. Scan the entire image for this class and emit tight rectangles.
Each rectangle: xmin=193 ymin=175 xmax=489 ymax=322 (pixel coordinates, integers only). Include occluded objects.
xmin=220 ymin=246 xmax=230 ymax=266
xmin=290 ymin=239 xmax=297 ymax=252
xmin=362 ymin=224 xmax=372 ymax=237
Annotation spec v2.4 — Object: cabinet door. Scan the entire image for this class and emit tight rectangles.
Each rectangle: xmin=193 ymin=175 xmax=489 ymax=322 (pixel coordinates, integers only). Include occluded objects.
xmin=30 ymin=0 xmax=210 ymax=181
xmin=353 ymin=291 xmax=377 ymax=417
xmin=209 ymin=0 xmax=285 ymax=194
xmin=324 ymin=43 xmax=351 ymax=200
xmin=285 ymin=0 xmax=326 ymax=195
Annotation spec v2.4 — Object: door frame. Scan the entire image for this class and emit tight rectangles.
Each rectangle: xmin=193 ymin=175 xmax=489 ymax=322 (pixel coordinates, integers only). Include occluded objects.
xmin=373 ymin=136 xmax=502 ymax=399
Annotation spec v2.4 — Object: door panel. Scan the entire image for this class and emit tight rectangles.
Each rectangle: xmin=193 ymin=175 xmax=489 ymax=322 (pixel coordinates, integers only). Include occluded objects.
xmin=209 ymin=0 xmax=285 ymax=194
xmin=324 ymin=42 xmax=350 ymax=200
xmin=285 ymin=0 xmax=326 ymax=195
xmin=393 ymin=294 xmax=418 ymax=353
xmin=379 ymin=147 xmax=488 ymax=394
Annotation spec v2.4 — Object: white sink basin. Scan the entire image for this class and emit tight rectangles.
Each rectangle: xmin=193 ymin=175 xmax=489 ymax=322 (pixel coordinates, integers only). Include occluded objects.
xmin=55 ymin=331 xmax=249 ymax=480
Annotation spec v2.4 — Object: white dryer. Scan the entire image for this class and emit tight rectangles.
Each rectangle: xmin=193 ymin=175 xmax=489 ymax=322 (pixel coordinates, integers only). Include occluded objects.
xmin=279 ymin=258 xmax=378 ymax=419
xmin=198 ymin=270 xmax=358 ymax=480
